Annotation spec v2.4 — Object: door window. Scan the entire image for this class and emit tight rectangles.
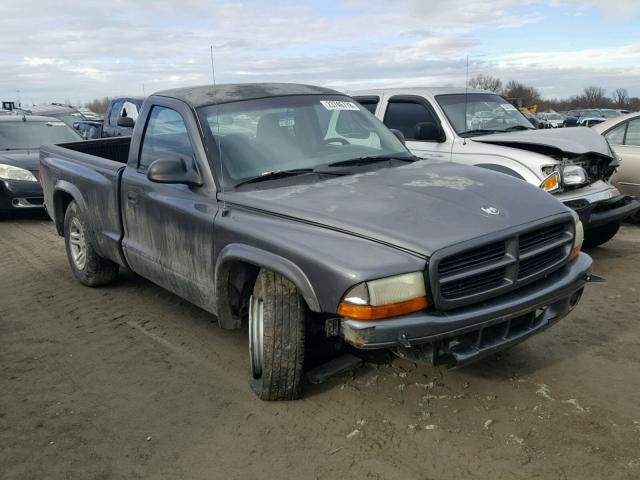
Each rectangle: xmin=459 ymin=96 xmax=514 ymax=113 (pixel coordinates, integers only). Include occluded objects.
xmin=353 ymin=96 xmax=379 ymax=114
xmin=138 ymin=106 xmax=195 ymax=170
xmin=121 ymin=101 xmax=139 ymax=122
xmin=604 ymin=123 xmax=626 ymax=145
xmin=108 ymin=100 xmax=124 ymax=126
xmin=383 ymin=100 xmax=438 ymax=140
xmin=624 ymin=119 xmax=640 ymax=146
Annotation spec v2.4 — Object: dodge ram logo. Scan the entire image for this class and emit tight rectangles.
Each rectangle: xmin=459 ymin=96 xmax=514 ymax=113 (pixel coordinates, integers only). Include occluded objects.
xmin=481 ymin=206 xmax=500 ymax=215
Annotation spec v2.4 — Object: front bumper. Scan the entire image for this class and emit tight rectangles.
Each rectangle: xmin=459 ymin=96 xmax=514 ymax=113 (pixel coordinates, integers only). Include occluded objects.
xmin=341 ymin=253 xmax=592 ymax=364
xmin=563 ymin=192 xmax=640 ymax=229
xmin=0 ymin=179 xmax=44 ymax=212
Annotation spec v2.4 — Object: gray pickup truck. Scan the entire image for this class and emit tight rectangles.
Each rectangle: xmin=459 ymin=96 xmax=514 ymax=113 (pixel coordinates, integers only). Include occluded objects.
xmin=41 ymin=83 xmax=595 ymax=401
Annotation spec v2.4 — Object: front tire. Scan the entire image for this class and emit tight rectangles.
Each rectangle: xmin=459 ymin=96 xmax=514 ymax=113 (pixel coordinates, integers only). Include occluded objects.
xmin=64 ymin=201 xmax=119 ymax=286
xmin=249 ymin=269 xmax=306 ymax=401
xmin=583 ymin=221 xmax=620 ymax=248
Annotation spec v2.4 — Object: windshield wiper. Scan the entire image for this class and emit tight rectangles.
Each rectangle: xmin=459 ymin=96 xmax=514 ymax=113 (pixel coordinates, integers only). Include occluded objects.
xmin=504 ymin=125 xmax=534 ymax=131
xmin=234 ymin=169 xmax=314 ymax=188
xmin=327 ymin=155 xmax=416 ymax=168
xmin=458 ymin=129 xmax=501 ymax=137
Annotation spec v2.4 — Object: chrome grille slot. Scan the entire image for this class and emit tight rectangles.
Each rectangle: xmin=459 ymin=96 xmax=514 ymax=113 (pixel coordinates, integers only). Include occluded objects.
xmin=431 ymin=220 xmax=574 ymax=310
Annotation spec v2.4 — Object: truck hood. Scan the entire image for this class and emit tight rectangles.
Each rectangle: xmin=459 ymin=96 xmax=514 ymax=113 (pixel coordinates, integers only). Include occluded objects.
xmin=473 ymin=127 xmax=613 ymax=159
xmin=223 ymin=161 xmax=571 ymax=257
xmin=0 ymin=149 xmax=40 ymax=172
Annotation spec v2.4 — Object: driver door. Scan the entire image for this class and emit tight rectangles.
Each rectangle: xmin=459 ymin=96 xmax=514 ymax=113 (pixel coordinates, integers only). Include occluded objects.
xmin=121 ymin=100 xmax=219 ymax=313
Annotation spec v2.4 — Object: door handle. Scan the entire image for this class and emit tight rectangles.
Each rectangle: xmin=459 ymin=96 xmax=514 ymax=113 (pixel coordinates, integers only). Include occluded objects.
xmin=126 ymin=191 xmax=138 ymax=205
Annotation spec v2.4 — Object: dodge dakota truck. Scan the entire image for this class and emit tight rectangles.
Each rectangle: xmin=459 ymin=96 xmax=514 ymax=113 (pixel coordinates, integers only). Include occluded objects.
xmin=41 ymin=83 xmax=594 ymax=400
xmin=350 ymin=88 xmax=640 ymax=248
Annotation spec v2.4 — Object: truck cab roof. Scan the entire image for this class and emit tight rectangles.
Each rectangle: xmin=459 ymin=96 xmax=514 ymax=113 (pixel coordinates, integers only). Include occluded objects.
xmin=154 ymin=83 xmax=342 ymax=108
xmin=350 ymin=87 xmax=495 ymax=98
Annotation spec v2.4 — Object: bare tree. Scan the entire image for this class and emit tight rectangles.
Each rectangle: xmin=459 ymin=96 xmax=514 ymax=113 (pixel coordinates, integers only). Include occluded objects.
xmin=612 ymin=88 xmax=629 ymax=108
xmin=85 ymin=97 xmax=112 ymax=115
xmin=468 ymin=74 xmax=502 ymax=92
xmin=502 ymin=80 xmax=541 ymax=107
xmin=580 ymin=86 xmax=607 ymax=108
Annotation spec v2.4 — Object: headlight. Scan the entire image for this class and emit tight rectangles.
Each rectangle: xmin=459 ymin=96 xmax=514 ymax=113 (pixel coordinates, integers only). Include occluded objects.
xmin=562 ymin=165 xmax=588 ymax=186
xmin=570 ymin=218 xmax=584 ymax=261
xmin=0 ymin=164 xmax=38 ymax=182
xmin=539 ymin=171 xmax=560 ymax=192
xmin=337 ymin=272 xmax=428 ymax=320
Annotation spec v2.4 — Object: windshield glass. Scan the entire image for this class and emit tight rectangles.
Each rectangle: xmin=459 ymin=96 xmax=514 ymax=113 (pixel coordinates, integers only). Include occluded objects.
xmin=435 ymin=93 xmax=533 ymax=136
xmin=52 ymin=112 xmax=87 ymax=128
xmin=0 ymin=120 xmax=82 ymax=149
xmin=199 ymin=95 xmax=411 ymax=187
xmin=545 ymin=113 xmax=563 ymax=120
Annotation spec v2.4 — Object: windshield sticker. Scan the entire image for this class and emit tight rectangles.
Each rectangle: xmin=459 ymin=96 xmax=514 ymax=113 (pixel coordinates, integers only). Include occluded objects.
xmin=320 ymin=100 xmax=360 ymax=111
xmin=45 ymin=121 xmax=67 ymax=127
xmin=500 ymin=103 xmax=518 ymax=112
xmin=278 ymin=118 xmax=295 ymax=127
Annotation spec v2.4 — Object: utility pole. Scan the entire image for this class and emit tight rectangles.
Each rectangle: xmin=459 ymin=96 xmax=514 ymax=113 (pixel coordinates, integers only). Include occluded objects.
xmin=16 ymin=89 xmax=21 ymax=107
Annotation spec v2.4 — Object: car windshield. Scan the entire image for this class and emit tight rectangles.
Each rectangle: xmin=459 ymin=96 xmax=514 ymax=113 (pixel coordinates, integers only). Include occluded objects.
xmin=199 ymin=95 xmax=411 ymax=187
xmin=0 ymin=120 xmax=82 ymax=150
xmin=52 ymin=112 xmax=87 ymax=127
xmin=545 ymin=113 xmax=563 ymax=120
xmin=435 ymin=93 xmax=533 ymax=136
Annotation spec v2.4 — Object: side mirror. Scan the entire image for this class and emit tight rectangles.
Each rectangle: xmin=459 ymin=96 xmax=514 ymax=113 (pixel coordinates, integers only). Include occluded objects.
xmin=414 ymin=122 xmax=445 ymax=142
xmin=389 ymin=128 xmax=406 ymax=145
xmin=147 ymin=157 xmax=203 ymax=186
xmin=117 ymin=116 xmax=135 ymax=128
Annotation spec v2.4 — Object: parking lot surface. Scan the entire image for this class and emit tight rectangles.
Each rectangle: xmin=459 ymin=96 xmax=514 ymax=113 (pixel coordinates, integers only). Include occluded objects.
xmin=1 ymin=216 xmax=639 ymax=480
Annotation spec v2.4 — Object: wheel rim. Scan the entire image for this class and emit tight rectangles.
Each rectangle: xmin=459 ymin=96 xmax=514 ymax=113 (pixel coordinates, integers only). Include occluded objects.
xmin=69 ymin=217 xmax=87 ymax=270
xmin=249 ymin=295 xmax=264 ymax=378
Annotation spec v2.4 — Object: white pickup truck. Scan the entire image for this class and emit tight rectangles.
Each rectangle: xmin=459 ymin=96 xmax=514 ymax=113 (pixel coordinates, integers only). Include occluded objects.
xmin=348 ymin=87 xmax=639 ymax=247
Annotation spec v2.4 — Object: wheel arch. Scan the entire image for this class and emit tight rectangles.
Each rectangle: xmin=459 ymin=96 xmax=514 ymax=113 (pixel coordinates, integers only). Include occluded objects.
xmin=214 ymin=244 xmax=321 ymax=330
xmin=52 ymin=182 xmax=87 ymax=236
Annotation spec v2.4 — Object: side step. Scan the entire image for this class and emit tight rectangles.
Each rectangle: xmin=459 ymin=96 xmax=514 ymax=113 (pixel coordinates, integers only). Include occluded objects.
xmin=306 ymin=354 xmax=364 ymax=384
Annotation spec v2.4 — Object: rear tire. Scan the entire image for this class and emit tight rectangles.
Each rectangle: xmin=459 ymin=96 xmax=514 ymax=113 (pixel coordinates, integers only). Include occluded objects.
xmin=583 ymin=221 xmax=620 ymax=248
xmin=248 ymin=269 xmax=306 ymax=401
xmin=64 ymin=201 xmax=119 ymax=286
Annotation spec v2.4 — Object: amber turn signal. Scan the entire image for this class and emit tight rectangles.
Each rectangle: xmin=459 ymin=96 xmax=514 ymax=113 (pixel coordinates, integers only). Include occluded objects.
xmin=569 ymin=244 xmax=581 ymax=261
xmin=337 ymin=296 xmax=428 ymax=321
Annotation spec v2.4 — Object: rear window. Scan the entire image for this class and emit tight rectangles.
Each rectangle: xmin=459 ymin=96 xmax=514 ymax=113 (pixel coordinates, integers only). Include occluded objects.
xmin=0 ymin=121 xmax=82 ymax=150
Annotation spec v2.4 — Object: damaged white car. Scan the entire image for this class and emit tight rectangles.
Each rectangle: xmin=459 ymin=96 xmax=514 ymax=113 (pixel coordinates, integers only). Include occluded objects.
xmin=350 ymin=88 xmax=640 ymax=247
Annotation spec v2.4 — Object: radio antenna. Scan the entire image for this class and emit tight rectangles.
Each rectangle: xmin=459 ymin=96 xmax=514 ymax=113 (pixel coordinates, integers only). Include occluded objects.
xmin=463 ymin=55 xmax=469 ymax=145
xmin=210 ymin=44 xmax=227 ymax=215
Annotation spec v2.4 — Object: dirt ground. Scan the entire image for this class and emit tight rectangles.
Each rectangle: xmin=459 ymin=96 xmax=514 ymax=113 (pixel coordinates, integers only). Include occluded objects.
xmin=1 ymin=215 xmax=639 ymax=480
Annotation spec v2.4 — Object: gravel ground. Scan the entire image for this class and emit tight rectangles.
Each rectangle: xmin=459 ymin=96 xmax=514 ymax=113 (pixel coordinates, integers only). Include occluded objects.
xmin=1 ymin=216 xmax=639 ymax=480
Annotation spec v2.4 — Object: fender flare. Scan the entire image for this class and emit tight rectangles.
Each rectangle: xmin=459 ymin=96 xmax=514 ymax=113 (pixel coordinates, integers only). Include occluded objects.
xmin=214 ymin=244 xmax=321 ymax=329
xmin=475 ymin=163 xmax=526 ymax=181
xmin=52 ymin=181 xmax=88 ymax=235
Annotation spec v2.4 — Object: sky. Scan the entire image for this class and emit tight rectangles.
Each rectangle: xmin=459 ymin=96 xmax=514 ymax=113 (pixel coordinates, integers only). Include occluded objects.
xmin=1 ymin=0 xmax=640 ymax=106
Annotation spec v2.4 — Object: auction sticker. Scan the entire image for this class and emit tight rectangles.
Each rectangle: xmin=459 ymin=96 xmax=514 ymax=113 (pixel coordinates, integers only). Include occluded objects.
xmin=500 ymin=103 xmax=518 ymax=112
xmin=320 ymin=100 xmax=360 ymax=111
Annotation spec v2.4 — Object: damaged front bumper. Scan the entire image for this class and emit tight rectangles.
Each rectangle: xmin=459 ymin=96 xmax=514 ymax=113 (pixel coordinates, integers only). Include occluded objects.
xmin=340 ymin=253 xmax=593 ymax=366
xmin=558 ymin=182 xmax=640 ymax=229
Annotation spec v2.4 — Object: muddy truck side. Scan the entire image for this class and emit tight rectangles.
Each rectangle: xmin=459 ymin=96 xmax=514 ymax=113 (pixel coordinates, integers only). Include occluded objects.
xmin=41 ymin=83 xmax=596 ymax=401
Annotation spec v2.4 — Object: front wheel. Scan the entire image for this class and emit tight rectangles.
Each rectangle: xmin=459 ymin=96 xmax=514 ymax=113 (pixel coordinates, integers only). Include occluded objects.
xmin=249 ymin=269 xmax=306 ymax=401
xmin=583 ymin=221 xmax=620 ymax=248
xmin=64 ymin=201 xmax=119 ymax=286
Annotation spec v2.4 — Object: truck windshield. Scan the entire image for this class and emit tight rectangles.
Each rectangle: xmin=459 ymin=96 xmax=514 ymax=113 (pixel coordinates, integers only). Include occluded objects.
xmin=0 ymin=121 xmax=82 ymax=150
xmin=199 ymin=95 xmax=411 ymax=187
xmin=436 ymin=93 xmax=534 ymax=137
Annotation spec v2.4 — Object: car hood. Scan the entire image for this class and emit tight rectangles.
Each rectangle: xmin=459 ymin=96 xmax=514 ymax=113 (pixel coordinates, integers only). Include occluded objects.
xmin=473 ymin=127 xmax=613 ymax=158
xmin=223 ymin=161 xmax=571 ymax=257
xmin=0 ymin=149 xmax=40 ymax=172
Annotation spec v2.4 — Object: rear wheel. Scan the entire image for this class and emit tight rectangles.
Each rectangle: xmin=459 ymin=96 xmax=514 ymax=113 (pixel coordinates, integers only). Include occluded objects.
xmin=64 ymin=201 xmax=119 ymax=286
xmin=583 ymin=221 xmax=620 ymax=248
xmin=248 ymin=269 xmax=306 ymax=401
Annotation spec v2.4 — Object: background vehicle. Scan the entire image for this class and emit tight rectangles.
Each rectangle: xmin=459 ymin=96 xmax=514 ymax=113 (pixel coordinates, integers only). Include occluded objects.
xmin=14 ymin=104 xmax=88 ymax=129
xmin=593 ymin=112 xmax=640 ymax=221
xmin=0 ymin=115 xmax=82 ymax=216
xmin=351 ymin=87 xmax=639 ymax=247
xmin=538 ymin=112 xmax=564 ymax=128
xmin=75 ymin=97 xmax=143 ymax=139
xmin=40 ymin=83 xmax=594 ymax=401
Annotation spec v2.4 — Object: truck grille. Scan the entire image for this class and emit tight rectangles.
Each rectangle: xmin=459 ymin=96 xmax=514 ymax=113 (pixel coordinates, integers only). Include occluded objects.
xmin=432 ymin=220 xmax=573 ymax=310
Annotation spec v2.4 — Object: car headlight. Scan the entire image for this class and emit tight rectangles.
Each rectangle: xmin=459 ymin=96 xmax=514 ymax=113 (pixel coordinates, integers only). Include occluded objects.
xmin=562 ymin=165 xmax=588 ymax=186
xmin=337 ymin=272 xmax=428 ymax=320
xmin=0 ymin=164 xmax=38 ymax=182
xmin=569 ymin=218 xmax=584 ymax=261
xmin=539 ymin=171 xmax=560 ymax=192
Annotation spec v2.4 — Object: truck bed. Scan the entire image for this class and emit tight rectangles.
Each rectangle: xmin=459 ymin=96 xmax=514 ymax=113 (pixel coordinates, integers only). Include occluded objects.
xmin=40 ymin=136 xmax=132 ymax=268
